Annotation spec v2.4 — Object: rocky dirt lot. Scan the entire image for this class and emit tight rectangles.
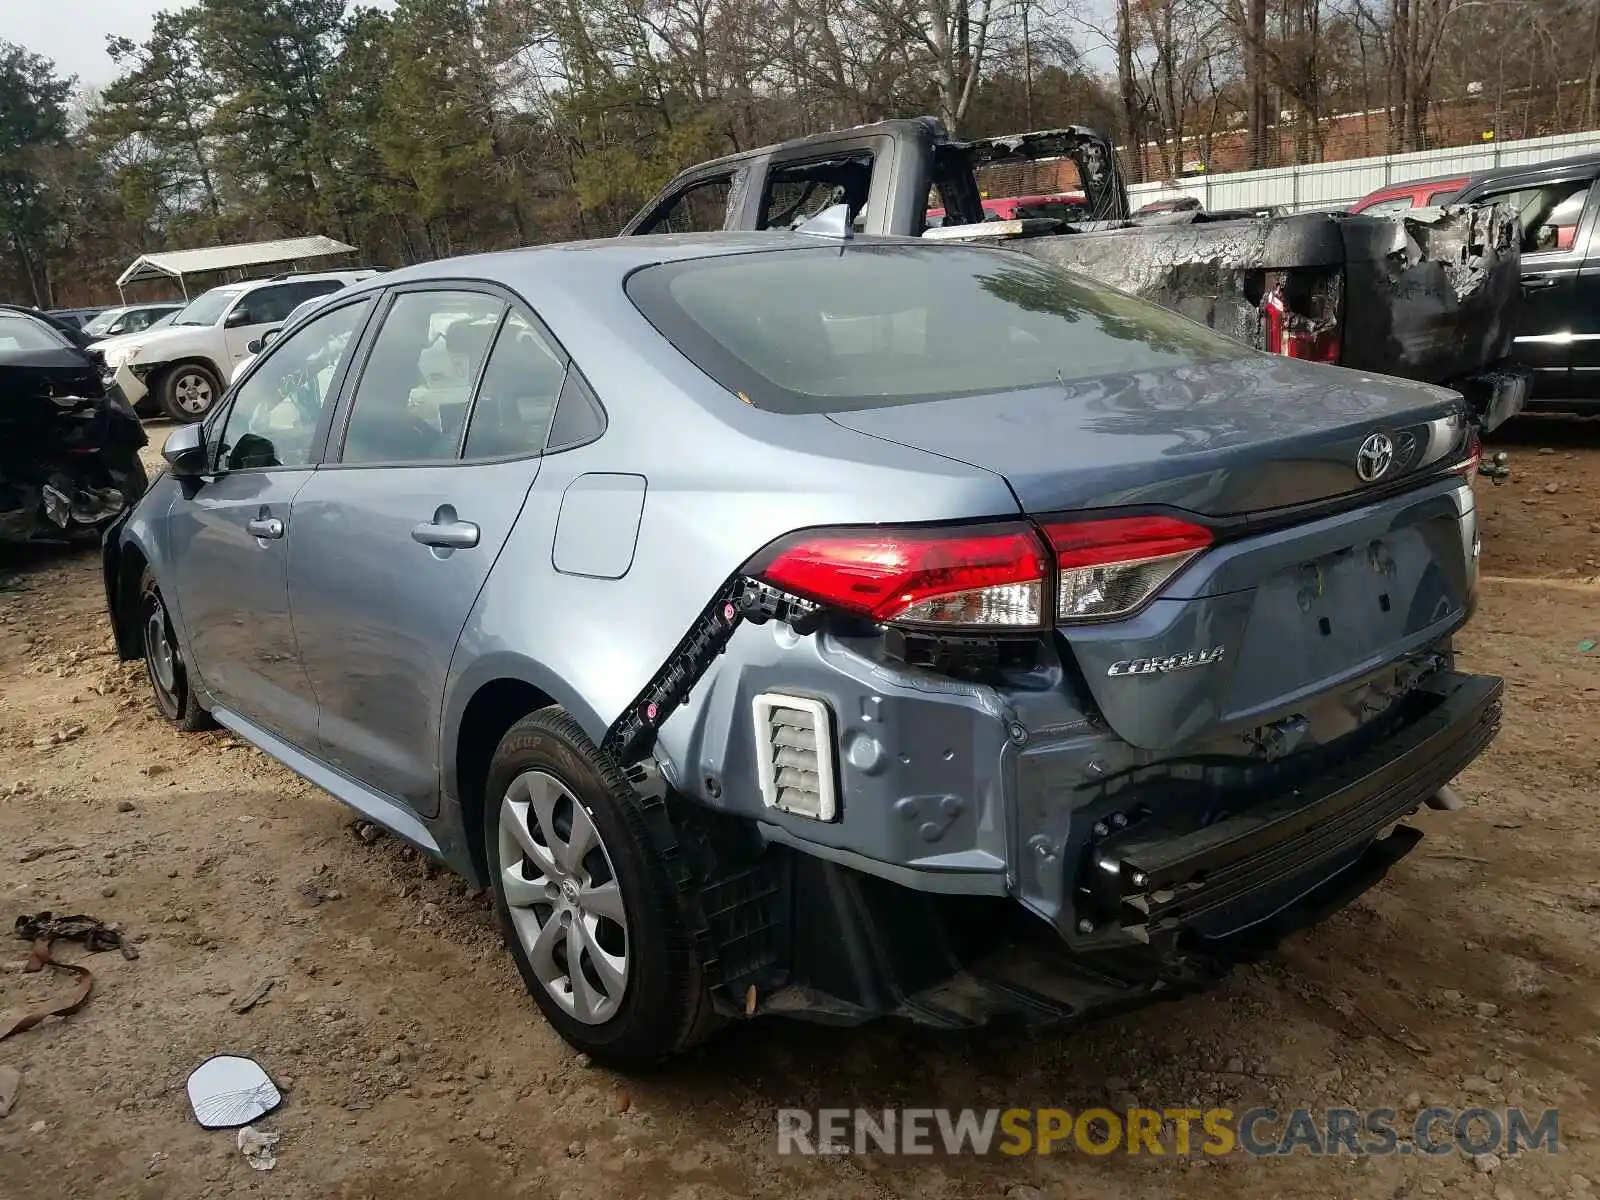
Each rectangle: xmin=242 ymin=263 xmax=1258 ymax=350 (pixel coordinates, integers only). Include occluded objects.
xmin=2 ymin=420 xmax=1600 ymax=1200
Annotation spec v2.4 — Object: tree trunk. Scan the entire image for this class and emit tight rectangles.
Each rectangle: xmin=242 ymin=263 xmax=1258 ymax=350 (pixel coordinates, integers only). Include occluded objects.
xmin=1116 ymin=0 xmax=1142 ymax=183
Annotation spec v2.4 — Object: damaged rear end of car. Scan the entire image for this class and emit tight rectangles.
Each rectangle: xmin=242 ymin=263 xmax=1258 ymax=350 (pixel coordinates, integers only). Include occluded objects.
xmin=0 ymin=331 xmax=150 ymax=544
xmin=603 ymin=240 xmax=1501 ymax=1030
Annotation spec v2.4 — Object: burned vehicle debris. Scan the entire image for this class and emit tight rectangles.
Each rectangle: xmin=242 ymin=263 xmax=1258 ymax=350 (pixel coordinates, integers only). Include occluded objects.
xmin=625 ymin=117 xmax=1530 ymax=432
xmin=1 ymin=308 xmax=148 ymax=544
xmin=106 ymin=236 xmax=1499 ymax=1069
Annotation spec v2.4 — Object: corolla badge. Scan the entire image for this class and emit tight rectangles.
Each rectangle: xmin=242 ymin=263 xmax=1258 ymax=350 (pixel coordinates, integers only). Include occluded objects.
xmin=1355 ymin=431 xmax=1395 ymax=482
xmin=1107 ymin=646 xmax=1226 ymax=677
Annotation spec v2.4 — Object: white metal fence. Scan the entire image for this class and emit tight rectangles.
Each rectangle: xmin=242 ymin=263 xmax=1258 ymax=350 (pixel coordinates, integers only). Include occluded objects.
xmin=1125 ymin=128 xmax=1600 ymax=213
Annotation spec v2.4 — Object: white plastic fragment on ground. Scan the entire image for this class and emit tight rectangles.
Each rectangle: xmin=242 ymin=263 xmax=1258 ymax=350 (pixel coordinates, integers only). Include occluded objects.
xmin=237 ymin=1124 xmax=281 ymax=1170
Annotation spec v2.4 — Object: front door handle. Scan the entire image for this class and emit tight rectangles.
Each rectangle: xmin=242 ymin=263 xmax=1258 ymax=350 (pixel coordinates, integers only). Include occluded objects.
xmin=246 ymin=517 xmax=284 ymax=539
xmin=1521 ymin=277 xmax=1558 ymax=290
xmin=411 ymin=518 xmax=479 ymax=550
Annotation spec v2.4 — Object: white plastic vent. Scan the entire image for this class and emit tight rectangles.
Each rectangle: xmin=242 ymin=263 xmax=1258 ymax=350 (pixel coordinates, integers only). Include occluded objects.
xmin=752 ymin=693 xmax=838 ymax=822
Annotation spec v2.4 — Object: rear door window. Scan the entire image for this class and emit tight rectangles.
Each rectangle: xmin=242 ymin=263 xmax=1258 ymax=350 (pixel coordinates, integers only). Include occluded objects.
xmin=626 ymin=244 xmax=1247 ymax=415
xmin=340 ymin=290 xmax=505 ymax=464
xmin=758 ymin=153 xmax=875 ymax=231
xmin=462 ymin=311 xmax=568 ymax=460
xmin=1475 ymin=179 xmax=1593 ymax=253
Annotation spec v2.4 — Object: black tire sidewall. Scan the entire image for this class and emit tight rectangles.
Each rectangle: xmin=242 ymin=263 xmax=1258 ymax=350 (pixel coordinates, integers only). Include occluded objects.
xmin=159 ymin=364 xmax=221 ymax=423
xmin=483 ymin=709 xmax=704 ymax=1068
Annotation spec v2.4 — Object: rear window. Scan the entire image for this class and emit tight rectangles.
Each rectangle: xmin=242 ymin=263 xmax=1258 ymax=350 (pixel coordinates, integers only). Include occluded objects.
xmin=0 ymin=314 xmax=67 ymax=353
xmin=625 ymin=244 xmax=1247 ymax=414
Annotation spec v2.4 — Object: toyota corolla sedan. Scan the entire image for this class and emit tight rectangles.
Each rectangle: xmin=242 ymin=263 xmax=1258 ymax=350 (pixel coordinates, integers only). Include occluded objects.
xmin=103 ymin=228 xmax=1501 ymax=1068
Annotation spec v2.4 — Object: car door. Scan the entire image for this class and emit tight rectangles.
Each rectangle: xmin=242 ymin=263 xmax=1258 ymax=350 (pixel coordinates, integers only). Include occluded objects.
xmin=1468 ymin=174 xmax=1600 ymax=395
xmin=287 ymin=284 xmax=571 ymax=816
xmin=165 ymin=295 xmax=376 ymax=747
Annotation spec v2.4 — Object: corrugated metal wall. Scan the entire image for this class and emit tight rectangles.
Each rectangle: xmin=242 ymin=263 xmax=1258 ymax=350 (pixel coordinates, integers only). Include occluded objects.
xmin=1126 ymin=128 xmax=1600 ymax=213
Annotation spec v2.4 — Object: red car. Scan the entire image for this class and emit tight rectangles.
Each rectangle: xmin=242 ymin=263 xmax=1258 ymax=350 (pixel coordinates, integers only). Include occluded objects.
xmin=1348 ymin=174 xmax=1470 ymax=215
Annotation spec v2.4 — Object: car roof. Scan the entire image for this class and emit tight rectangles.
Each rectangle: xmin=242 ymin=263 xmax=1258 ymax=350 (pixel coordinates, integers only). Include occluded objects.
xmin=340 ymin=232 xmax=894 ymax=300
xmin=1459 ymin=150 xmax=1600 ymax=191
xmin=1358 ymin=173 xmax=1469 ymax=199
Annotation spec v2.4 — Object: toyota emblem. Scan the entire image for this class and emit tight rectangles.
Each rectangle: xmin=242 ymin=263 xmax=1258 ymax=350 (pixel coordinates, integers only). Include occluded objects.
xmin=1355 ymin=432 xmax=1394 ymax=482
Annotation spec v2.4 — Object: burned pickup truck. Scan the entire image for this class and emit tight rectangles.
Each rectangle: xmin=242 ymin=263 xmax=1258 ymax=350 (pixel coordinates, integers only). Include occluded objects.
xmin=624 ymin=117 xmax=1528 ymax=432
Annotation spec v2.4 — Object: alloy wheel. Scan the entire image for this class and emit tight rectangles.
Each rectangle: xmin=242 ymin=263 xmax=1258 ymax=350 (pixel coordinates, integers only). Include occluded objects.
xmin=173 ymin=371 xmax=214 ymax=415
xmin=497 ymin=770 xmax=630 ymax=1025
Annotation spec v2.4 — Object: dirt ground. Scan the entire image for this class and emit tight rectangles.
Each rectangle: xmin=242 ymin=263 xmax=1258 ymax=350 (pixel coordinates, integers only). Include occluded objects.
xmin=2 ymin=418 xmax=1600 ymax=1200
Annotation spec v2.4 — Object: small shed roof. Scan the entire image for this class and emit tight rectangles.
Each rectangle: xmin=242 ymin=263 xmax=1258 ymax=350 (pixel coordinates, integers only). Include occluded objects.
xmin=116 ymin=235 xmax=357 ymax=289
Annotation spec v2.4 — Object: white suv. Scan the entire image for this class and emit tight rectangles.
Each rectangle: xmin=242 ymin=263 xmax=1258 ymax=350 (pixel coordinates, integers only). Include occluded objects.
xmin=91 ymin=270 xmax=377 ymax=422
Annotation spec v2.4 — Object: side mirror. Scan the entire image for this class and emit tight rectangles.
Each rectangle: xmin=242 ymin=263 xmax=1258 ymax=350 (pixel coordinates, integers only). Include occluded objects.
xmin=246 ymin=337 xmax=263 ymax=355
xmin=223 ymin=306 xmax=253 ymax=328
xmin=162 ymin=422 xmax=209 ymax=476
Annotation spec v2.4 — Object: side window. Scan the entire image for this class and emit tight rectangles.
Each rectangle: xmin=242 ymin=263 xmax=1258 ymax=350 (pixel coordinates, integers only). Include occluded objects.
xmin=1480 ymin=181 xmax=1592 ymax=253
xmin=1358 ymin=197 xmax=1413 ymax=216
xmin=283 ymin=279 xmax=345 ymax=311
xmin=341 ymin=290 xmax=504 ymax=465
xmin=216 ymin=299 xmax=371 ymax=471
xmin=1425 ymin=188 xmax=1459 ymax=206
xmin=640 ymin=175 xmax=734 ymax=234
xmin=758 ymin=153 xmax=875 ymax=231
xmin=463 ymin=311 xmax=568 ymax=460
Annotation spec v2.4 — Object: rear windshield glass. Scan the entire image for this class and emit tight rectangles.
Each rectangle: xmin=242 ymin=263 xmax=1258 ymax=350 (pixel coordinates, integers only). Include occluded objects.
xmin=0 ymin=314 xmax=67 ymax=353
xmin=625 ymin=244 xmax=1247 ymax=414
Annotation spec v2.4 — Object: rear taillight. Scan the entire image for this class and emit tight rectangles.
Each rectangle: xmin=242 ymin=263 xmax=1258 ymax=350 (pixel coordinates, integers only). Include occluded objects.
xmin=1261 ymin=279 xmax=1341 ymax=364
xmin=1042 ymin=515 xmax=1213 ymax=622
xmin=747 ymin=515 xmax=1215 ymax=631
xmin=747 ymin=523 xmax=1049 ymax=629
xmin=1457 ymin=431 xmax=1482 ymax=484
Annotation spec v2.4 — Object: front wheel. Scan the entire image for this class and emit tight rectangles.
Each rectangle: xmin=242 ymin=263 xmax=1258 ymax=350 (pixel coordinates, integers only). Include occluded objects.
xmin=483 ymin=707 xmax=714 ymax=1069
xmin=157 ymin=363 xmax=222 ymax=422
xmin=139 ymin=570 xmax=214 ymax=732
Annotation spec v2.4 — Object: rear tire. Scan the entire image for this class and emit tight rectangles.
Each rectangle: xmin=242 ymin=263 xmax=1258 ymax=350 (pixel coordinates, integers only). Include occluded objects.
xmin=482 ymin=707 xmax=714 ymax=1069
xmin=157 ymin=363 xmax=222 ymax=423
xmin=139 ymin=570 xmax=214 ymax=732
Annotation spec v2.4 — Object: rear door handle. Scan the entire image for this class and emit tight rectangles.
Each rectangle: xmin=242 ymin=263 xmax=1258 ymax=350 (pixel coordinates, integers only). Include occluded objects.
xmin=246 ymin=517 xmax=284 ymax=539
xmin=1521 ymin=277 xmax=1558 ymax=290
xmin=411 ymin=518 xmax=479 ymax=550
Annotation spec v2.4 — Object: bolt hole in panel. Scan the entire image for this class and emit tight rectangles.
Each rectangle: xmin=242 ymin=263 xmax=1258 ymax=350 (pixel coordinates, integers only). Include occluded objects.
xmin=552 ymin=473 xmax=647 ymax=579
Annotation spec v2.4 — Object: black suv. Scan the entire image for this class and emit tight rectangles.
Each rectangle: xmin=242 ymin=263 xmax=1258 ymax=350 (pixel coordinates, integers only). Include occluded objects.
xmin=1452 ymin=151 xmax=1600 ymax=406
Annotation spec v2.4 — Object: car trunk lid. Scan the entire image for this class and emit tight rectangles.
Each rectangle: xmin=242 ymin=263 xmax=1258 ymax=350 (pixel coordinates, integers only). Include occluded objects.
xmin=827 ymin=358 xmax=1476 ymax=752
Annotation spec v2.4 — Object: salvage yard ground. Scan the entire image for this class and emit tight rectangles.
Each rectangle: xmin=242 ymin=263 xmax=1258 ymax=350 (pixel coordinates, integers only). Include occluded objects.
xmin=2 ymin=421 xmax=1600 ymax=1200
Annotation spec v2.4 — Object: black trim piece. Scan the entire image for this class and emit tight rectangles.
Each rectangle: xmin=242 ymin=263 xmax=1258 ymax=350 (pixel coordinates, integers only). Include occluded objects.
xmin=1084 ymin=672 xmax=1502 ymax=932
xmin=602 ymin=578 xmax=821 ymax=767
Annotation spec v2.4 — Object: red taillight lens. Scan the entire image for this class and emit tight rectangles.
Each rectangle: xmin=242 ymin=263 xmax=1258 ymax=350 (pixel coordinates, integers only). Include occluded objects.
xmin=1458 ymin=431 xmax=1482 ymax=484
xmin=1262 ymin=285 xmax=1341 ymax=363
xmin=1041 ymin=515 xmax=1212 ymax=622
xmin=748 ymin=523 xmax=1048 ymax=628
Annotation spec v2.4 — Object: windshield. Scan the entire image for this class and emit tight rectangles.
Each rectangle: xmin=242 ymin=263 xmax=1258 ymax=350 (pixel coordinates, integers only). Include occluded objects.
xmin=173 ymin=287 xmax=243 ymax=327
xmin=0 ymin=314 xmax=69 ymax=353
xmin=626 ymin=244 xmax=1248 ymax=414
xmin=82 ymin=308 xmax=128 ymax=336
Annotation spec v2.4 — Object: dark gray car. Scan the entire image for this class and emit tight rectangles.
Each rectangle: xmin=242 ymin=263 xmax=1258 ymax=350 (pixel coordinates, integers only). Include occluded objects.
xmin=102 ymin=230 xmax=1501 ymax=1068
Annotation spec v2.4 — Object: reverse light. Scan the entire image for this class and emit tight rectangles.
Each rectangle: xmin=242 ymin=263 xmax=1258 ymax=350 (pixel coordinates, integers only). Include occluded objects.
xmin=1043 ymin=515 xmax=1213 ymax=622
xmin=748 ymin=523 xmax=1048 ymax=629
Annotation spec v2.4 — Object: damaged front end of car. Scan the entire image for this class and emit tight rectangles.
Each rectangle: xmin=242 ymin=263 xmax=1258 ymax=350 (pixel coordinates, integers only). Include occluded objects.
xmin=0 ymin=357 xmax=149 ymax=544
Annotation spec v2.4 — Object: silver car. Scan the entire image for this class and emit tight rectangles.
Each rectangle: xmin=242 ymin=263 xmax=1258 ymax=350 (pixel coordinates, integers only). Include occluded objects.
xmin=103 ymin=230 xmax=1500 ymax=1067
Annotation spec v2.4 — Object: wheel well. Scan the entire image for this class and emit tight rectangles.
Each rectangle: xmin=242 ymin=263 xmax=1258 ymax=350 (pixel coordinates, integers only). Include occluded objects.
xmin=455 ymin=679 xmax=556 ymax=883
xmin=112 ymin=546 xmax=150 ymax=661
